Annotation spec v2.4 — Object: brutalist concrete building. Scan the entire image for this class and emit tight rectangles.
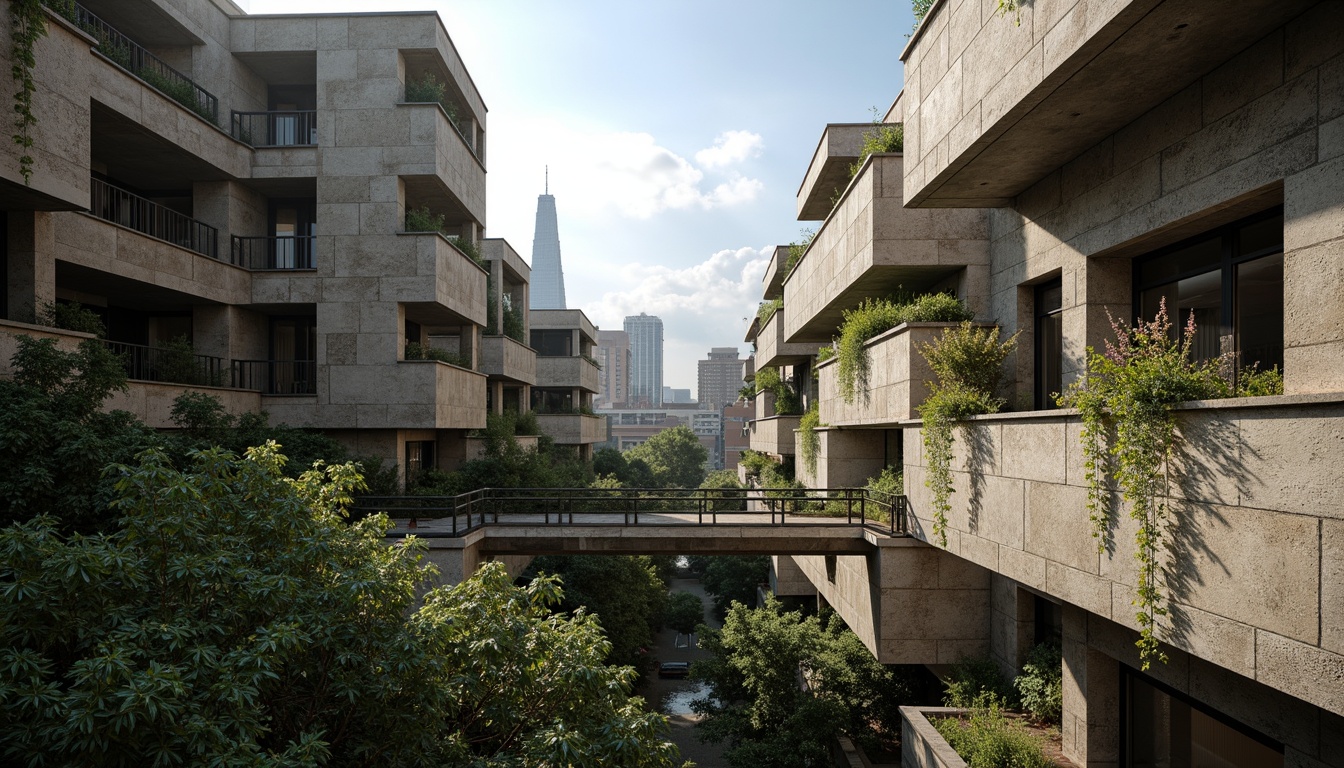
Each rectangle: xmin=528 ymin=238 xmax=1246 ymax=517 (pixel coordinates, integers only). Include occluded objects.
xmin=750 ymin=1 xmax=1344 ymax=765
xmin=0 ymin=0 xmax=552 ymax=483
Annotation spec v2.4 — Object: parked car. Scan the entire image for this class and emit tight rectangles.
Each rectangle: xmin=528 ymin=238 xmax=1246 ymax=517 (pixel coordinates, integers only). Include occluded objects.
xmin=658 ymin=661 xmax=691 ymax=679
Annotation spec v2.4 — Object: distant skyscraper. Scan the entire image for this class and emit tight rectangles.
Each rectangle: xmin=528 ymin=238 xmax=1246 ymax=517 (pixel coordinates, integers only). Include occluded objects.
xmin=529 ymin=169 xmax=566 ymax=309
xmin=697 ymin=346 xmax=743 ymax=411
xmin=624 ymin=313 xmax=664 ymax=407
xmin=595 ymin=330 xmax=631 ymax=408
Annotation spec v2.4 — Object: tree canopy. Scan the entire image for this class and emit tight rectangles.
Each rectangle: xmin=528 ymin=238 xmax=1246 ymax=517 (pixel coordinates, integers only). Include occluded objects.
xmin=624 ymin=426 xmax=708 ymax=488
xmin=0 ymin=444 xmax=683 ymax=767
xmin=696 ymin=555 xmax=770 ymax=619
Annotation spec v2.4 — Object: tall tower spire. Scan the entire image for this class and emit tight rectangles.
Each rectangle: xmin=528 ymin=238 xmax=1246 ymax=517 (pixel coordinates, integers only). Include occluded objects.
xmin=529 ymin=172 xmax=567 ymax=309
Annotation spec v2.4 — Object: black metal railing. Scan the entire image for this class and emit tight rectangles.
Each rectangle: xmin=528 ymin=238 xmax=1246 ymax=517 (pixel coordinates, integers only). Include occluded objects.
xmin=65 ymin=3 xmax=218 ymax=123
xmin=232 ymin=360 xmax=317 ymax=395
xmin=103 ymin=339 xmax=226 ymax=386
xmin=230 ymin=111 xmax=318 ymax=147
xmin=91 ymin=178 xmax=219 ymax=259
xmin=351 ymin=487 xmax=910 ymax=538
xmin=231 ymin=236 xmax=316 ymax=270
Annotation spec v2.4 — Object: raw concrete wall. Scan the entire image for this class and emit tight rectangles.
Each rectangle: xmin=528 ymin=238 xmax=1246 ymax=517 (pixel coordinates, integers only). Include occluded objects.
xmin=904 ymin=397 xmax=1344 ymax=716
xmin=748 ymin=415 xmax=799 ymax=459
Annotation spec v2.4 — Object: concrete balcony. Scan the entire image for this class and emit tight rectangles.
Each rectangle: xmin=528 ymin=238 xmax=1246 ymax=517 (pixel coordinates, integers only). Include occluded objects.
xmin=536 ymin=356 xmax=601 ymax=393
xmin=902 ymin=396 xmax=1344 ymax=713
xmin=536 ymin=413 xmax=606 ymax=445
xmin=395 ymin=103 xmax=486 ymax=224
xmin=816 ymin=322 xmax=983 ymax=426
xmin=795 ymin=123 xmax=870 ymax=221
xmin=755 ymin=311 xmax=815 ymax=369
xmin=761 ymin=245 xmax=789 ymax=300
xmin=899 ymin=0 xmax=1317 ymax=207
xmin=782 ymin=154 xmax=988 ymax=343
xmin=480 ymin=335 xmax=536 ymax=385
xmin=748 ymin=414 xmax=800 ymax=458
xmin=742 ymin=355 xmax=755 ymax=384
xmin=268 ymin=359 xmax=485 ymax=430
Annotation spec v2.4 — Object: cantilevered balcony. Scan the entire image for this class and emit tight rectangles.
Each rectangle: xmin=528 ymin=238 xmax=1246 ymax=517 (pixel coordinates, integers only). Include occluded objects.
xmin=755 ymin=310 xmax=815 ymax=369
xmin=748 ymin=414 xmax=800 ymax=459
xmin=795 ymin=123 xmax=871 ymax=220
xmin=536 ymin=356 xmax=601 ymax=394
xmin=90 ymin=178 xmax=218 ymax=259
xmin=535 ymin=413 xmax=606 ymax=445
xmin=230 ymin=111 xmax=317 ymax=147
xmin=782 ymin=154 xmax=988 ymax=343
xmin=816 ymin=322 xmax=985 ymax=426
xmin=899 ymin=0 xmax=1317 ymax=207
xmin=480 ymin=335 xmax=536 ymax=385
xmin=761 ymin=246 xmax=790 ymax=301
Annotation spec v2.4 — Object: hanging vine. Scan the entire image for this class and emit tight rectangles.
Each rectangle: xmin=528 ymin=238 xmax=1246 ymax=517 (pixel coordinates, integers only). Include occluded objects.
xmin=917 ymin=322 xmax=1016 ymax=547
xmin=1059 ymin=300 xmax=1227 ymax=669
xmin=9 ymin=0 xmax=48 ymax=185
xmin=798 ymin=401 xmax=821 ymax=478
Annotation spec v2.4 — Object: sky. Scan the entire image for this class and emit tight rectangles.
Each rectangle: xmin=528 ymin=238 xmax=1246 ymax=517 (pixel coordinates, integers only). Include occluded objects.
xmin=251 ymin=0 xmax=916 ymax=390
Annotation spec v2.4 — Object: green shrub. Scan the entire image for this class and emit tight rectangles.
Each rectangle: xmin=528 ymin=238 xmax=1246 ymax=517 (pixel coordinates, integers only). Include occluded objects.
xmin=405 ymin=205 xmax=445 ymax=233
xmin=137 ymin=67 xmax=215 ymax=125
xmin=798 ymin=401 xmax=821 ymax=478
xmin=918 ymin=323 xmax=1017 ymax=546
xmin=754 ymin=366 xmax=801 ymax=416
xmin=783 ymin=228 xmax=815 ymax=275
xmin=756 ymin=298 xmax=782 ymax=325
xmin=1238 ymin=364 xmax=1284 ymax=397
xmin=1014 ymin=643 xmax=1062 ymax=725
xmin=837 ymin=293 xmax=972 ymax=405
xmin=38 ymin=301 xmax=104 ymax=336
xmin=943 ymin=656 xmax=1017 ymax=709
xmin=934 ymin=696 xmax=1051 ymax=768
xmin=503 ymin=302 xmax=525 ymax=342
xmin=448 ymin=236 xmax=485 ymax=268
xmin=816 ymin=345 xmax=835 ymax=363
xmin=405 ymin=342 xmax=471 ymax=369
xmin=514 ymin=410 xmax=540 ymax=436
xmin=847 ymin=123 xmax=904 ymax=179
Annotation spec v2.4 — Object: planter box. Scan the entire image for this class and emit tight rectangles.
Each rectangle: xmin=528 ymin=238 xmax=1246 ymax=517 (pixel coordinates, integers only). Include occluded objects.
xmin=900 ymin=706 xmax=968 ymax=768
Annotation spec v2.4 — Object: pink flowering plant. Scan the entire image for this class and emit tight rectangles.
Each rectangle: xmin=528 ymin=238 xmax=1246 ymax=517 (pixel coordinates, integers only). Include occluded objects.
xmin=1058 ymin=298 xmax=1227 ymax=668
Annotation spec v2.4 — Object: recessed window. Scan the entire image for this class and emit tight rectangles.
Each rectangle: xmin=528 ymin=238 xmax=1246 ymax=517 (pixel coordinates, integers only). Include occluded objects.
xmin=1134 ymin=209 xmax=1283 ymax=378
xmin=405 ymin=440 xmax=435 ymax=482
xmin=530 ymin=329 xmax=573 ymax=356
xmin=1034 ymin=278 xmax=1063 ymax=410
xmin=1123 ymin=667 xmax=1282 ymax=768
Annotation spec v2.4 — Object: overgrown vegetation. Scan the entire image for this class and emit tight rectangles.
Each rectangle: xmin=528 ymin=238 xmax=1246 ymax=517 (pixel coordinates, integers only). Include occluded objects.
xmin=757 ymin=297 xmax=783 ymax=326
xmin=848 ymin=122 xmax=904 ymax=180
xmin=943 ymin=656 xmax=1018 ymax=709
xmin=405 ymin=204 xmax=446 ymax=233
xmin=9 ymin=0 xmax=46 ymax=184
xmin=1058 ymin=300 xmax=1229 ymax=669
xmin=836 ymin=292 xmax=972 ymax=405
xmin=404 ymin=70 xmax=469 ymax=143
xmin=783 ymin=228 xmax=815 ymax=276
xmin=933 ymin=695 xmax=1051 ymax=768
xmin=918 ymin=322 xmax=1017 ymax=547
xmin=0 ymin=445 xmax=681 ymax=765
xmin=700 ymin=468 xmax=747 ymax=511
xmin=405 ymin=341 xmax=472 ymax=369
xmin=37 ymin=300 xmax=104 ymax=335
xmin=798 ymin=401 xmax=821 ymax=477
xmin=753 ymin=365 xmax=801 ymax=415
xmin=1014 ymin=643 xmax=1063 ymax=724
xmin=695 ymin=598 xmax=935 ymax=765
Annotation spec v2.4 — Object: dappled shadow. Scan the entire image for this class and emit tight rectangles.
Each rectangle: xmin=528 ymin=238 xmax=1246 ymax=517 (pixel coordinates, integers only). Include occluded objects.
xmin=963 ymin=423 xmax=994 ymax=535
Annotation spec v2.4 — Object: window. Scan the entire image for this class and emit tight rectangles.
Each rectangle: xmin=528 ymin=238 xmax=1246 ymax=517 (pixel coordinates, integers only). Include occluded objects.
xmin=532 ymin=388 xmax=574 ymax=413
xmin=1035 ymin=277 xmax=1063 ymax=410
xmin=405 ymin=440 xmax=435 ymax=482
xmin=530 ymin=329 xmax=573 ymax=356
xmin=1032 ymin=594 xmax=1061 ymax=647
xmin=1134 ymin=209 xmax=1283 ymax=379
xmin=1123 ymin=667 xmax=1282 ymax=768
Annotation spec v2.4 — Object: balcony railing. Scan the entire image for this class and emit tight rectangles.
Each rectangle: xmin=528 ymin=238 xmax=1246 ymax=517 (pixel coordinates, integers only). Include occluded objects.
xmin=231 ymin=236 xmax=316 ymax=270
xmin=230 ymin=111 xmax=318 ymax=147
xmin=60 ymin=3 xmax=218 ymax=123
xmin=232 ymin=360 xmax=317 ymax=395
xmin=103 ymin=339 xmax=226 ymax=386
xmin=91 ymin=178 xmax=219 ymax=259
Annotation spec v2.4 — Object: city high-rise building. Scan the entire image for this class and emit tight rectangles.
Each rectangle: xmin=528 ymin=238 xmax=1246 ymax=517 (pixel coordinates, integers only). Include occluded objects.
xmin=697 ymin=346 xmax=743 ymax=411
xmin=595 ymin=330 xmax=630 ymax=408
xmin=623 ymin=313 xmax=663 ymax=407
xmin=528 ymin=171 xmax=566 ymax=310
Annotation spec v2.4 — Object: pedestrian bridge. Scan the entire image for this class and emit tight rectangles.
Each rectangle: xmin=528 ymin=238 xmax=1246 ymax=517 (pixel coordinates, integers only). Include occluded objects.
xmin=353 ymin=486 xmax=910 ymax=557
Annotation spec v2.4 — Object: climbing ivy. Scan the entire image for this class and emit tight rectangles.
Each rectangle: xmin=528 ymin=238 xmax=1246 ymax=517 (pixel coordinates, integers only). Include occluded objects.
xmin=798 ymin=401 xmax=821 ymax=477
xmin=9 ymin=0 xmax=47 ymax=184
xmin=917 ymin=322 xmax=1017 ymax=547
xmin=1058 ymin=300 xmax=1226 ymax=669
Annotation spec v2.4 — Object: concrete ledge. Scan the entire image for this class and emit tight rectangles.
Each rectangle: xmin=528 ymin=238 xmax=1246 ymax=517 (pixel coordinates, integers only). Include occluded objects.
xmin=900 ymin=706 xmax=967 ymax=768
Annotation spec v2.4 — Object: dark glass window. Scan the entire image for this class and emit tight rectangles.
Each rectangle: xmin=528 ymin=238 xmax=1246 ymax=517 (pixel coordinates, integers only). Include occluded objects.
xmin=1032 ymin=595 xmax=1062 ymax=647
xmin=1035 ymin=278 xmax=1063 ymax=410
xmin=1123 ymin=668 xmax=1282 ymax=768
xmin=532 ymin=388 xmax=574 ymax=413
xmin=530 ymin=329 xmax=573 ymax=357
xmin=405 ymin=440 xmax=435 ymax=482
xmin=1134 ymin=209 xmax=1283 ymax=376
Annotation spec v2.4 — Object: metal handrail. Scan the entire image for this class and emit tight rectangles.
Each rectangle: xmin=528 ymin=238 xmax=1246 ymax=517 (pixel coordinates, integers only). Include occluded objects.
xmin=231 ymin=236 xmax=316 ymax=270
xmin=90 ymin=178 xmax=219 ymax=259
xmin=351 ymin=487 xmax=911 ymax=537
xmin=103 ymin=339 xmax=225 ymax=386
xmin=232 ymin=360 xmax=317 ymax=395
xmin=230 ymin=111 xmax=318 ymax=147
xmin=69 ymin=3 xmax=218 ymax=123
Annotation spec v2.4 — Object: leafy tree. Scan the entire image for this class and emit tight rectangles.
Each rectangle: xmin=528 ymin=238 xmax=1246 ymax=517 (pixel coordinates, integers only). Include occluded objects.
xmin=414 ymin=430 xmax=593 ymax=495
xmin=594 ymin=447 xmax=655 ymax=487
xmin=699 ymin=556 xmax=770 ymax=618
xmin=700 ymin=469 xmax=746 ymax=511
xmin=528 ymin=555 xmax=668 ymax=676
xmin=625 ymin=425 xmax=708 ymax=488
xmin=666 ymin=592 xmax=706 ymax=636
xmin=0 ymin=336 xmax=158 ymax=531
xmin=0 ymin=444 xmax=682 ymax=767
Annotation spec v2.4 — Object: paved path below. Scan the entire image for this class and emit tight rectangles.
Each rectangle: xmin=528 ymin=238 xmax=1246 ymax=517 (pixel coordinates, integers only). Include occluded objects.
xmin=639 ymin=576 xmax=729 ymax=768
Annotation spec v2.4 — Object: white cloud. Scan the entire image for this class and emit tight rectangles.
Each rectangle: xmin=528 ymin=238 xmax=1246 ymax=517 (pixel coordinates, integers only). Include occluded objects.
xmin=585 ymin=247 xmax=771 ymax=380
xmin=694 ymin=130 xmax=765 ymax=169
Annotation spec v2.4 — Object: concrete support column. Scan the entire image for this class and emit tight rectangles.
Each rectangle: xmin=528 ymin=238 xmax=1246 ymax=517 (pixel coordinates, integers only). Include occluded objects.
xmin=193 ymin=304 xmax=233 ymax=361
xmin=490 ymin=379 xmax=504 ymax=415
xmin=1060 ymin=254 xmax=1130 ymax=392
xmin=989 ymin=575 xmax=1034 ymax=680
xmin=1284 ymin=157 xmax=1344 ymax=393
xmin=489 ymin=259 xmax=503 ymax=332
xmin=418 ymin=536 xmax=482 ymax=589
xmin=1061 ymin=606 xmax=1119 ymax=768
xmin=6 ymin=211 xmax=56 ymax=324
xmin=814 ymin=428 xmax=884 ymax=489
